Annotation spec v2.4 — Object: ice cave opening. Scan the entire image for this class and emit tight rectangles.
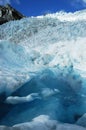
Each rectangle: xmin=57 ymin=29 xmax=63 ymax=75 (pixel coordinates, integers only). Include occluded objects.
xmin=0 ymin=69 xmax=86 ymax=126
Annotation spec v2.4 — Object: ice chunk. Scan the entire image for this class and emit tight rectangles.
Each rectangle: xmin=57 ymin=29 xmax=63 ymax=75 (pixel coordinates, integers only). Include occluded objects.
xmin=41 ymin=88 xmax=60 ymax=97
xmin=76 ymin=113 xmax=86 ymax=128
xmin=5 ymin=93 xmax=40 ymax=104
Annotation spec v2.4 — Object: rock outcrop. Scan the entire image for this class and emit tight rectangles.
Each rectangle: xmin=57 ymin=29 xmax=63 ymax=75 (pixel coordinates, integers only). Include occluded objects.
xmin=0 ymin=4 xmax=25 ymax=25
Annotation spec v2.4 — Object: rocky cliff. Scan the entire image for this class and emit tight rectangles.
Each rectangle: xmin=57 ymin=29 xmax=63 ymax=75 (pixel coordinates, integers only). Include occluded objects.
xmin=0 ymin=4 xmax=24 ymax=25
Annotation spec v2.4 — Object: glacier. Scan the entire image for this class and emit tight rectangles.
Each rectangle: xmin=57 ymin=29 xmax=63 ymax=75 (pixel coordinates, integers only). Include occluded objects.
xmin=0 ymin=10 xmax=86 ymax=130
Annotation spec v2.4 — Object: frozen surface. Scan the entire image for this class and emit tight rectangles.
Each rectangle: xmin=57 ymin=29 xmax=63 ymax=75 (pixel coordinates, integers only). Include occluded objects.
xmin=0 ymin=10 xmax=86 ymax=129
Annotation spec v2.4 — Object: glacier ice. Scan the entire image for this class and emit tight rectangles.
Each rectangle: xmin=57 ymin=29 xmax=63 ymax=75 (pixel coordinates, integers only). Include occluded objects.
xmin=0 ymin=10 xmax=86 ymax=129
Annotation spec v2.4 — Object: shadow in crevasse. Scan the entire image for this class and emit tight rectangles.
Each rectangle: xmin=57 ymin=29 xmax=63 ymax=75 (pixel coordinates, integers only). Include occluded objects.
xmin=0 ymin=93 xmax=13 ymax=121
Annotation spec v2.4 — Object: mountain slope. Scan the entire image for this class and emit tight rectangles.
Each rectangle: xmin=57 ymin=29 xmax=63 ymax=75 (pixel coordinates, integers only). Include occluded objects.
xmin=0 ymin=4 xmax=24 ymax=25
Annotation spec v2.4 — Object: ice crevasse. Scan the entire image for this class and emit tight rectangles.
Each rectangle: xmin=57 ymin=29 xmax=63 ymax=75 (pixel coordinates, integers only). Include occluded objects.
xmin=0 ymin=10 xmax=86 ymax=130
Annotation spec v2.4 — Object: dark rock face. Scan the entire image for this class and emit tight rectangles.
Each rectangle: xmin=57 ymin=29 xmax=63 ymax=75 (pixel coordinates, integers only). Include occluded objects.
xmin=0 ymin=4 xmax=25 ymax=25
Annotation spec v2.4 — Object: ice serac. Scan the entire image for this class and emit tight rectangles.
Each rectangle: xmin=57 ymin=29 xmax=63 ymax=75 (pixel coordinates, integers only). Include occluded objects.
xmin=0 ymin=9 xmax=86 ymax=129
xmin=0 ymin=4 xmax=24 ymax=25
